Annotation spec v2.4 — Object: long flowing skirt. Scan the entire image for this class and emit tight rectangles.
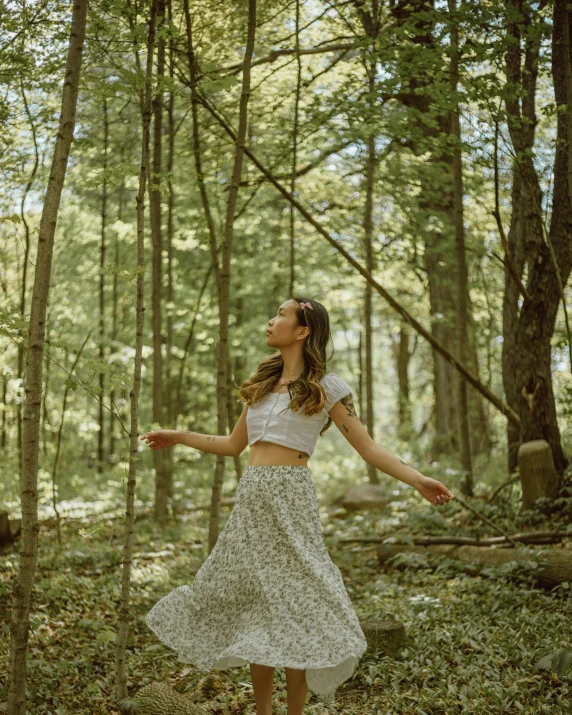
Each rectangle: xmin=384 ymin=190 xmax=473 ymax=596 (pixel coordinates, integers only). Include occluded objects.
xmin=145 ymin=465 xmax=368 ymax=705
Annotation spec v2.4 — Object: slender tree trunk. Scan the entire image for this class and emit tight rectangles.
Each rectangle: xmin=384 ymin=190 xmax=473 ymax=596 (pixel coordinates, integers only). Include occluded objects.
xmin=98 ymin=97 xmax=109 ymax=475
xmin=150 ymin=0 xmax=167 ymax=523
xmin=364 ymin=122 xmax=378 ymax=485
xmin=358 ymin=328 xmax=364 ymax=421
xmin=209 ymin=0 xmax=257 ymax=552
xmin=7 ymin=0 xmax=88 ymax=710
xmin=448 ymin=0 xmax=472 ymax=494
xmin=182 ymin=0 xmax=226 ymax=531
xmin=17 ymin=84 xmax=40 ymax=476
xmin=395 ymin=320 xmax=413 ymax=441
xmin=51 ymin=332 xmax=91 ymax=545
xmin=354 ymin=1 xmax=381 ymax=484
xmin=41 ymin=325 xmax=51 ymax=458
xmin=163 ymin=0 xmax=175 ymax=513
xmin=109 ymin=179 xmax=125 ymax=461
xmin=289 ymin=0 xmax=302 ymax=296
xmin=115 ymin=0 xmax=159 ymax=700
xmin=226 ymin=352 xmax=243 ymax=484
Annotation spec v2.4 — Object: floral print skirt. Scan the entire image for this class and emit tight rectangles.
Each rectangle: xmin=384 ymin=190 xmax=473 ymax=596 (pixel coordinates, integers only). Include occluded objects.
xmin=145 ymin=465 xmax=368 ymax=705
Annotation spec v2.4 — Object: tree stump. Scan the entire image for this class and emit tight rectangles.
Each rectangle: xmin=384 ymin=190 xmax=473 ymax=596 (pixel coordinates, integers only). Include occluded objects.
xmin=360 ymin=618 xmax=406 ymax=655
xmin=518 ymin=439 xmax=560 ymax=509
xmin=377 ymin=543 xmax=572 ymax=589
xmin=118 ymin=683 xmax=211 ymax=714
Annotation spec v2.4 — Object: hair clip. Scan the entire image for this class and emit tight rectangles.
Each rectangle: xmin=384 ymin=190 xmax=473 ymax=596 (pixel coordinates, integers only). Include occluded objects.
xmin=299 ymin=301 xmax=314 ymax=310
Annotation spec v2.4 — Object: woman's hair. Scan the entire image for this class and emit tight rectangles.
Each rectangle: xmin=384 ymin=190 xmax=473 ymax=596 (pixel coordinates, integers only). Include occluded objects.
xmin=237 ymin=296 xmax=336 ymax=436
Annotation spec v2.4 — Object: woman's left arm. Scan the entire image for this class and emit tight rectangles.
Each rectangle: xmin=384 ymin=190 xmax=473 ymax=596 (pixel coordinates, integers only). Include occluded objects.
xmin=328 ymin=394 xmax=455 ymax=507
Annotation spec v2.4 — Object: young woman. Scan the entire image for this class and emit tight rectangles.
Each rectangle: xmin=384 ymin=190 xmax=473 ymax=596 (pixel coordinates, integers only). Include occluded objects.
xmin=140 ymin=296 xmax=454 ymax=715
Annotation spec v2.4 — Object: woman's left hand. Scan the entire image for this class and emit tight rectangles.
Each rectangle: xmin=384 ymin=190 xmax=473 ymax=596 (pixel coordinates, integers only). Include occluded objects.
xmin=416 ymin=475 xmax=455 ymax=507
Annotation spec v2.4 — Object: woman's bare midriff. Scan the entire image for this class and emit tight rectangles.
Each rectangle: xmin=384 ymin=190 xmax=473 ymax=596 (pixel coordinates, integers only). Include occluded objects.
xmin=247 ymin=440 xmax=309 ymax=467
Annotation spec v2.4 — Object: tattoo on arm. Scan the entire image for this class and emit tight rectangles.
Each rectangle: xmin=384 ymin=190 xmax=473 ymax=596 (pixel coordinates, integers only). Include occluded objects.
xmin=298 ymin=451 xmax=309 ymax=459
xmin=342 ymin=424 xmax=349 ymax=433
xmin=206 ymin=436 xmax=215 ymax=442
xmin=340 ymin=394 xmax=358 ymax=418
xmin=399 ymin=459 xmax=407 ymax=465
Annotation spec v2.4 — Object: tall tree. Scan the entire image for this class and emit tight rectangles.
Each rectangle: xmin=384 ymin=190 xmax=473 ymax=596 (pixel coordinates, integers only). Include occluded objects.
xmin=209 ymin=0 xmax=257 ymax=552
xmin=150 ymin=0 xmax=168 ymax=522
xmin=447 ymin=0 xmax=473 ymax=493
xmin=7 ymin=0 xmax=89 ymax=710
xmin=502 ymin=0 xmax=572 ymax=487
xmin=115 ymin=0 xmax=159 ymax=699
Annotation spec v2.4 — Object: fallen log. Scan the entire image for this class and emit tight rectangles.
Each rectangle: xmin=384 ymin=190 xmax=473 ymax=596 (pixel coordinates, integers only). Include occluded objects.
xmin=339 ymin=531 xmax=569 ymax=546
xmin=377 ymin=543 xmax=572 ymax=589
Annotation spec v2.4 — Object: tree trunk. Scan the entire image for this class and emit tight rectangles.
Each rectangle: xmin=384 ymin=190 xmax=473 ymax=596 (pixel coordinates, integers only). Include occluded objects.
xmin=182 ymin=0 xmax=227 ymax=545
xmin=448 ymin=0 xmax=472 ymax=494
xmin=150 ymin=0 xmax=167 ymax=524
xmin=226 ymin=352 xmax=243 ymax=485
xmin=288 ymin=0 xmax=302 ymax=296
xmin=115 ymin=0 xmax=159 ymax=701
xmin=109 ymin=179 xmax=125 ymax=462
xmin=163 ymin=0 xmax=176 ymax=513
xmin=7 ymin=0 xmax=89 ymax=710
xmin=502 ymin=0 xmax=543 ymax=475
xmin=395 ymin=320 xmax=413 ymax=441
xmin=389 ymin=0 xmax=485 ymax=476
xmin=16 ymin=84 xmax=40 ymax=474
xmin=354 ymin=1 xmax=381 ymax=485
xmin=504 ymin=0 xmax=572 ymax=488
xmin=98 ymin=97 xmax=109 ymax=475
xmin=209 ymin=0 xmax=257 ymax=553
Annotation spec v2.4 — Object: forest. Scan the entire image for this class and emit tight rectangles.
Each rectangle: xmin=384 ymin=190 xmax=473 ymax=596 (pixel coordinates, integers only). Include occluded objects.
xmin=1 ymin=0 xmax=571 ymax=712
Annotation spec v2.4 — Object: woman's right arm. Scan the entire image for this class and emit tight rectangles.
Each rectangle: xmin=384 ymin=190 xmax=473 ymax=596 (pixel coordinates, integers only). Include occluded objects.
xmin=140 ymin=402 xmax=250 ymax=458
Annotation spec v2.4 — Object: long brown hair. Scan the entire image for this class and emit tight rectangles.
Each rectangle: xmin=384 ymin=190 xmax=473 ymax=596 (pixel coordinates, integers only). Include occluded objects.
xmin=237 ymin=296 xmax=336 ymax=436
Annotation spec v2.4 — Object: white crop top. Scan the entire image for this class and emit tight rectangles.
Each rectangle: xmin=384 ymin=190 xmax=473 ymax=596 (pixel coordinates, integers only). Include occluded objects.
xmin=245 ymin=373 xmax=353 ymax=457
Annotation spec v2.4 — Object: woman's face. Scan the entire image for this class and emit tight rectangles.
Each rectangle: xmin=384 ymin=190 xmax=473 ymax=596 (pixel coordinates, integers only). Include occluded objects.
xmin=266 ymin=299 xmax=307 ymax=347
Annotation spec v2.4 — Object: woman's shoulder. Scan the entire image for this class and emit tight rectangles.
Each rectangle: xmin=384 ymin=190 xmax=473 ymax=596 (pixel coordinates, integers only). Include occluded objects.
xmin=320 ymin=372 xmax=353 ymax=405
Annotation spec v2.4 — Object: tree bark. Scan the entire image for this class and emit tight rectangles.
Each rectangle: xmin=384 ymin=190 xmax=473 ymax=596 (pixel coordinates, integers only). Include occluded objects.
xmin=288 ymin=0 xmax=302 ymax=296
xmin=448 ymin=0 xmax=472 ymax=494
xmin=395 ymin=320 xmax=413 ymax=441
xmin=115 ymin=0 xmax=159 ymax=700
xmin=16 ymin=84 xmax=40 ymax=473
xmin=108 ymin=178 xmax=125 ymax=462
xmin=98 ymin=97 xmax=109 ymax=475
xmin=208 ymin=0 xmax=257 ymax=554
xmin=502 ymin=0 xmax=543 ymax=474
xmin=150 ymin=0 xmax=167 ymax=523
xmin=7 ymin=0 xmax=89 ymax=710
xmin=504 ymin=0 xmax=572 ymax=486
xmin=354 ymin=1 xmax=381 ymax=484
xmin=163 ymin=0 xmax=176 ymax=514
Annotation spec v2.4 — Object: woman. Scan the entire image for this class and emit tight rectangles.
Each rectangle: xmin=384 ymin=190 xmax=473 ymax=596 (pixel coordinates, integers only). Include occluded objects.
xmin=140 ymin=296 xmax=454 ymax=714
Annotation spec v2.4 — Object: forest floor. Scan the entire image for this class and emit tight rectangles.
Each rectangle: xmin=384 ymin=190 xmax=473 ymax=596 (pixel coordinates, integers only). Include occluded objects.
xmin=0 ymin=479 xmax=571 ymax=715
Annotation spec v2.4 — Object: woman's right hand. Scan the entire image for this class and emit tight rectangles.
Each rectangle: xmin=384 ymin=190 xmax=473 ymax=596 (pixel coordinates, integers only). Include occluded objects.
xmin=140 ymin=429 xmax=178 ymax=450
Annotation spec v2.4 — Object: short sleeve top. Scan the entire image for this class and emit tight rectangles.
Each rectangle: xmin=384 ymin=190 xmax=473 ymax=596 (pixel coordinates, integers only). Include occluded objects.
xmin=245 ymin=372 xmax=353 ymax=456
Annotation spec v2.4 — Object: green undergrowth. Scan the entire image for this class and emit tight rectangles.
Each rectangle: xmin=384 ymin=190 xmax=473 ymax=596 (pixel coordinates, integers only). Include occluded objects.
xmin=0 ymin=483 xmax=570 ymax=714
